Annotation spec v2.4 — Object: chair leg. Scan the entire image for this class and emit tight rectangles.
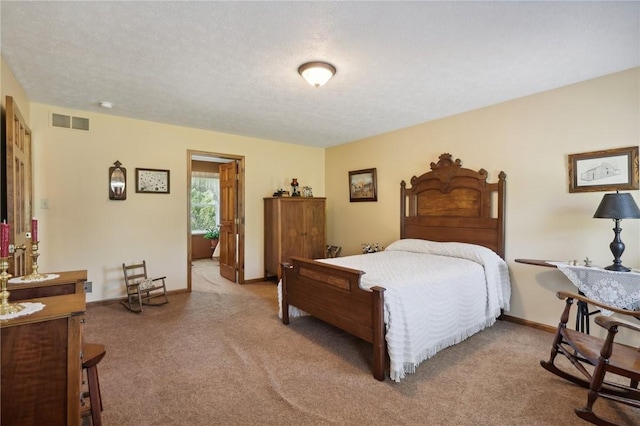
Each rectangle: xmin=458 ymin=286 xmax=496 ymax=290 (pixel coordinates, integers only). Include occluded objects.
xmin=575 ymin=360 xmax=614 ymax=426
xmin=120 ymin=293 xmax=142 ymax=313
xmin=540 ymin=325 xmax=564 ymax=374
xmin=140 ymin=285 xmax=169 ymax=307
xmin=86 ymin=364 xmax=103 ymax=426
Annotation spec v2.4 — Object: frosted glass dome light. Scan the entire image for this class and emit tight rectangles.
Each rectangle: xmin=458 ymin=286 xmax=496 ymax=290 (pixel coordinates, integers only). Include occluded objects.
xmin=298 ymin=62 xmax=336 ymax=88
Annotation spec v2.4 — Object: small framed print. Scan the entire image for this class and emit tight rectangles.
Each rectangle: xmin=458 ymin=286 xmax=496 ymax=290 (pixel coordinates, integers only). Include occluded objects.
xmin=568 ymin=146 xmax=639 ymax=193
xmin=136 ymin=168 xmax=170 ymax=194
xmin=349 ymin=168 xmax=377 ymax=202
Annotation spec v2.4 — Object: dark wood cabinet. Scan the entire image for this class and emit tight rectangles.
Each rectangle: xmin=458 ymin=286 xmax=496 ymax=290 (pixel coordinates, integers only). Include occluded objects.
xmin=1 ymin=271 xmax=87 ymax=425
xmin=1 ymin=292 xmax=86 ymax=426
xmin=264 ymin=197 xmax=326 ymax=278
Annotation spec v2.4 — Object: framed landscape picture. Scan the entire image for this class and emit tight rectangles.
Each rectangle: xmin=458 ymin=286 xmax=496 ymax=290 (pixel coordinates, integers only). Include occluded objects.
xmin=349 ymin=168 xmax=377 ymax=202
xmin=568 ymin=146 xmax=639 ymax=193
xmin=136 ymin=168 xmax=170 ymax=194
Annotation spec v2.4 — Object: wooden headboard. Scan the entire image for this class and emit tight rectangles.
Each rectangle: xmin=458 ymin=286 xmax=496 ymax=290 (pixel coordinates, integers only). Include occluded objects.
xmin=400 ymin=153 xmax=506 ymax=258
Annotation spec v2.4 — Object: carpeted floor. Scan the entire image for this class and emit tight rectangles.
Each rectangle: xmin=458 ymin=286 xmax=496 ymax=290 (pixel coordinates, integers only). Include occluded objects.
xmin=81 ymin=259 xmax=639 ymax=425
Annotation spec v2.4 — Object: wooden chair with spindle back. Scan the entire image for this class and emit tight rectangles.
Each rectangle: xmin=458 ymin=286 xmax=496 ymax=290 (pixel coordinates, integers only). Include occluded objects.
xmin=121 ymin=260 xmax=169 ymax=313
xmin=541 ymin=291 xmax=640 ymax=425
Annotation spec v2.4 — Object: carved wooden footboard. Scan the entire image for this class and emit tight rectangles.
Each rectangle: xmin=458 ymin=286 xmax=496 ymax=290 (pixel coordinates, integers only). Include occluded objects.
xmin=281 ymin=256 xmax=386 ymax=381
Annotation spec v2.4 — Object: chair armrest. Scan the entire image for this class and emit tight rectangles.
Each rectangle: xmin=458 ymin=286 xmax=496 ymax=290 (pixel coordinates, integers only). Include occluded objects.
xmin=556 ymin=291 xmax=640 ymax=319
xmin=151 ymin=277 xmax=166 ymax=282
xmin=594 ymin=315 xmax=640 ymax=334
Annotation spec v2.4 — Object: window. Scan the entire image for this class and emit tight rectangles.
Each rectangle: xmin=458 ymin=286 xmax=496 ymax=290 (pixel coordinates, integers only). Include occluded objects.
xmin=191 ymin=172 xmax=219 ymax=232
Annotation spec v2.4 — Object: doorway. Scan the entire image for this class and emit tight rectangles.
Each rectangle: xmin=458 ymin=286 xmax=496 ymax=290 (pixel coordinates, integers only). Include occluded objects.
xmin=187 ymin=150 xmax=245 ymax=291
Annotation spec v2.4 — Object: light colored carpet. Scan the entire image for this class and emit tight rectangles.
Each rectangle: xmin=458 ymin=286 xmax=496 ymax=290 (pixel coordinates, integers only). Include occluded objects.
xmin=81 ymin=259 xmax=639 ymax=425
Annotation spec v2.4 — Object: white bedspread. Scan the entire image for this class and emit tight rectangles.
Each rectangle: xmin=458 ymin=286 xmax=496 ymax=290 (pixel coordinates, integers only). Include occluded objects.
xmin=279 ymin=239 xmax=511 ymax=382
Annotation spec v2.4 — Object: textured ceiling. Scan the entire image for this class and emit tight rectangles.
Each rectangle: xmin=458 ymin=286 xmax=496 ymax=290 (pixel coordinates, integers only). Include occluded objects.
xmin=1 ymin=1 xmax=638 ymax=148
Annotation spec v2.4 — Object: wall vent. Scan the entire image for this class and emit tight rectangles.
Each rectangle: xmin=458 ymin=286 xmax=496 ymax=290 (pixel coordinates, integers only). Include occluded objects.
xmin=51 ymin=113 xmax=90 ymax=131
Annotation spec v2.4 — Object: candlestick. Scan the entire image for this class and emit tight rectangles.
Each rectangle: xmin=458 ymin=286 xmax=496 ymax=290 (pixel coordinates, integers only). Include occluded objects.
xmin=22 ymin=241 xmax=48 ymax=281
xmin=31 ymin=218 xmax=38 ymax=242
xmin=0 ymin=256 xmax=24 ymax=315
xmin=0 ymin=222 xmax=8 ymax=258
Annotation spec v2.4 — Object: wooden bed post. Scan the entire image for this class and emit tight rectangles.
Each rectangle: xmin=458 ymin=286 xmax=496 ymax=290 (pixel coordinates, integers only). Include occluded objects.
xmin=400 ymin=181 xmax=407 ymax=239
xmin=371 ymin=286 xmax=386 ymax=381
xmin=280 ymin=262 xmax=291 ymax=325
xmin=497 ymin=171 xmax=507 ymax=259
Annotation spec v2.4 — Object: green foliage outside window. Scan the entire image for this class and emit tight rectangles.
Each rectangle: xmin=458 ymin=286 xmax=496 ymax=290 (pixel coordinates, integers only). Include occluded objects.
xmin=191 ymin=176 xmax=219 ymax=232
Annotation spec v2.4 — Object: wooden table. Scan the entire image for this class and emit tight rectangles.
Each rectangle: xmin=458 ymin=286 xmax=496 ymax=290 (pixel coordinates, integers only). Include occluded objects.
xmin=514 ymin=259 xmax=561 ymax=268
xmin=1 ymin=292 xmax=86 ymax=425
xmin=515 ymin=258 xmax=598 ymax=333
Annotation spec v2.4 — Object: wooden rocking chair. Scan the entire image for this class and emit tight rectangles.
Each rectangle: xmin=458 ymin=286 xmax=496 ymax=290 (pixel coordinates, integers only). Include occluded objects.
xmin=121 ymin=260 xmax=169 ymax=312
xmin=541 ymin=291 xmax=640 ymax=425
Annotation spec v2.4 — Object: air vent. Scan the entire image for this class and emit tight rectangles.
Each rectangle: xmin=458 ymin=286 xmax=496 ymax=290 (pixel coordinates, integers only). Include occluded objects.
xmin=72 ymin=116 xmax=89 ymax=131
xmin=51 ymin=113 xmax=90 ymax=131
xmin=51 ymin=113 xmax=70 ymax=128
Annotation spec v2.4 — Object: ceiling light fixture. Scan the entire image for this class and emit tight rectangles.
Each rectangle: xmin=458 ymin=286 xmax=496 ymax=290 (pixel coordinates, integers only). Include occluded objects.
xmin=99 ymin=101 xmax=113 ymax=109
xmin=298 ymin=62 xmax=336 ymax=88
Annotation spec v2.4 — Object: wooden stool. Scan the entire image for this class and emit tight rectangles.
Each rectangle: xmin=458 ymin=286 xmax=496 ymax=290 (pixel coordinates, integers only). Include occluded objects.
xmin=81 ymin=343 xmax=106 ymax=426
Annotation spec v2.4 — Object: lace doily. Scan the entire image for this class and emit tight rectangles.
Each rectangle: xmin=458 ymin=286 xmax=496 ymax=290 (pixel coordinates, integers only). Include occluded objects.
xmin=551 ymin=262 xmax=640 ymax=315
xmin=0 ymin=302 xmax=46 ymax=320
xmin=8 ymin=273 xmax=60 ymax=284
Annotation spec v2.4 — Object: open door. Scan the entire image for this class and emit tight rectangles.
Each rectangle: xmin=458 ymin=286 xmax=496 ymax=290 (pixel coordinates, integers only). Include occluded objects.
xmin=219 ymin=161 xmax=237 ymax=282
xmin=187 ymin=150 xmax=244 ymax=288
xmin=4 ymin=96 xmax=32 ymax=276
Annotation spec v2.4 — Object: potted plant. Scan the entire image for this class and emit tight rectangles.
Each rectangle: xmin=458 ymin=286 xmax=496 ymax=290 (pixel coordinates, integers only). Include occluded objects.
xmin=203 ymin=226 xmax=220 ymax=251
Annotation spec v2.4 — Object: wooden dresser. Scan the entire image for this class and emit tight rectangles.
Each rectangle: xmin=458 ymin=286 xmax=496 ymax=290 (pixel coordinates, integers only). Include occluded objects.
xmin=8 ymin=270 xmax=87 ymax=301
xmin=1 ymin=271 xmax=87 ymax=426
xmin=264 ymin=197 xmax=326 ymax=278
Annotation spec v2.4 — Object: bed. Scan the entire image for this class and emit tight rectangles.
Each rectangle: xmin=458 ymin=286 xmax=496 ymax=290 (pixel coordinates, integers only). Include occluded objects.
xmin=279 ymin=153 xmax=511 ymax=382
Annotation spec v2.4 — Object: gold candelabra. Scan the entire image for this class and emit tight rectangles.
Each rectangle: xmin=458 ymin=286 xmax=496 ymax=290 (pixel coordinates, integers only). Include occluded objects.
xmin=23 ymin=241 xmax=48 ymax=281
xmin=0 ymin=256 xmax=24 ymax=315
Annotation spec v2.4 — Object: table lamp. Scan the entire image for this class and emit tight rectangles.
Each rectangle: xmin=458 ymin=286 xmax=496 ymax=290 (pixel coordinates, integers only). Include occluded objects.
xmin=593 ymin=191 xmax=640 ymax=271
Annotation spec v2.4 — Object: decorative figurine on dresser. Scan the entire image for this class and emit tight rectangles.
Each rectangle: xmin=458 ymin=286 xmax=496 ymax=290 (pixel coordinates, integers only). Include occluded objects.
xmin=264 ymin=195 xmax=326 ymax=279
xmin=290 ymin=178 xmax=300 ymax=197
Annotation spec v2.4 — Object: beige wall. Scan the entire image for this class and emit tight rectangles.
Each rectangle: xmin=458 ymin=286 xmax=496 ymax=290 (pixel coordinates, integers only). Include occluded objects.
xmin=326 ymin=67 xmax=640 ymax=334
xmin=1 ymin=57 xmax=30 ymax=122
xmin=23 ymin=105 xmax=325 ymax=302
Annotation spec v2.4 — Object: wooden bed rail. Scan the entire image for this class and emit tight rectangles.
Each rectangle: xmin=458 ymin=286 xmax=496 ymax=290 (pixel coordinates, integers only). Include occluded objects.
xmin=281 ymin=257 xmax=386 ymax=381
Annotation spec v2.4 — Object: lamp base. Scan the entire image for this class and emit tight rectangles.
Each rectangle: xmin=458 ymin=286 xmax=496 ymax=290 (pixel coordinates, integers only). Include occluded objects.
xmin=604 ymin=264 xmax=630 ymax=272
xmin=605 ymin=221 xmax=631 ymax=273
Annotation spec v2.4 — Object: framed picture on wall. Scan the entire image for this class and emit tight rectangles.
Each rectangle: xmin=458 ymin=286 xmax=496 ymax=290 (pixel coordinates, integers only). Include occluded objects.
xmin=349 ymin=168 xmax=377 ymax=202
xmin=136 ymin=168 xmax=170 ymax=194
xmin=568 ymin=146 xmax=639 ymax=193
